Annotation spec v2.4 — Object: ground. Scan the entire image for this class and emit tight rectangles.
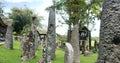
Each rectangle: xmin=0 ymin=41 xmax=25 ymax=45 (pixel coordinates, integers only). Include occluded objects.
xmin=0 ymin=40 xmax=98 ymax=63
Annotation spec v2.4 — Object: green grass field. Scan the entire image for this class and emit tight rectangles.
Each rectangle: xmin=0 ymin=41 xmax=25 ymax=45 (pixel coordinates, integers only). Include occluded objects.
xmin=0 ymin=41 xmax=98 ymax=63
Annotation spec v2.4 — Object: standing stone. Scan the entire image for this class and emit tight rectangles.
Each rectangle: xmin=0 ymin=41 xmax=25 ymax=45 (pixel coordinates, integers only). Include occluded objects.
xmin=96 ymin=0 xmax=120 ymax=63
xmin=22 ymin=31 xmax=34 ymax=60
xmin=64 ymin=43 xmax=74 ymax=63
xmin=47 ymin=6 xmax=56 ymax=60
xmin=5 ymin=19 xmax=13 ymax=49
xmin=32 ymin=16 xmax=39 ymax=52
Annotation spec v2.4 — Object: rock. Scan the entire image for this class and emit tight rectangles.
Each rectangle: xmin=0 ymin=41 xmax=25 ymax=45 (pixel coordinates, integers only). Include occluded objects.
xmin=96 ymin=0 xmax=120 ymax=63
xmin=84 ymin=50 xmax=91 ymax=56
xmin=47 ymin=6 xmax=56 ymax=60
xmin=64 ymin=43 xmax=74 ymax=63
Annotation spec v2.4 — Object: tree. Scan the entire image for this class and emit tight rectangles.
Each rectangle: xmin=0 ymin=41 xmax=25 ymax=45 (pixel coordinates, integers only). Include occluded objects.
xmin=8 ymin=7 xmax=42 ymax=35
xmin=57 ymin=34 xmax=67 ymax=43
xmin=52 ymin=0 xmax=103 ymax=44
xmin=49 ymin=0 xmax=103 ymax=63
xmin=96 ymin=0 xmax=120 ymax=63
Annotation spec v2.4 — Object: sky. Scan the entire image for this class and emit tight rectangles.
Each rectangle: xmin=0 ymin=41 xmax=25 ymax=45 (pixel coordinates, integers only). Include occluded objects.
xmin=0 ymin=0 xmax=100 ymax=37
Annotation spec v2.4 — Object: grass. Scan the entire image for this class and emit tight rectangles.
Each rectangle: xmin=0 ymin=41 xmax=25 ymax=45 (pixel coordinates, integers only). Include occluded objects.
xmin=0 ymin=40 xmax=98 ymax=63
xmin=80 ymin=53 xmax=98 ymax=63
xmin=0 ymin=41 xmax=21 ymax=63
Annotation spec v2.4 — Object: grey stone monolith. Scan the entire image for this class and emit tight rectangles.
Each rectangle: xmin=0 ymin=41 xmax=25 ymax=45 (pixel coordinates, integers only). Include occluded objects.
xmin=47 ymin=6 xmax=56 ymax=60
xmin=96 ymin=0 xmax=120 ymax=63
xmin=5 ymin=19 xmax=13 ymax=49
xmin=64 ymin=43 xmax=74 ymax=63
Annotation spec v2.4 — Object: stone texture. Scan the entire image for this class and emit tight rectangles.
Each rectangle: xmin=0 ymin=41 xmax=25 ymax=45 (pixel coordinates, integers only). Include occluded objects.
xmin=64 ymin=43 xmax=74 ymax=63
xmin=96 ymin=0 xmax=120 ymax=63
xmin=5 ymin=19 xmax=13 ymax=50
xmin=84 ymin=50 xmax=91 ymax=56
xmin=21 ymin=31 xmax=35 ymax=60
xmin=47 ymin=6 xmax=56 ymax=60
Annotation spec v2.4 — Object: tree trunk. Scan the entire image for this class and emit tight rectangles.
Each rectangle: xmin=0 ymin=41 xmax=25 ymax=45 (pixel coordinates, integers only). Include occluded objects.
xmin=71 ymin=23 xmax=80 ymax=63
xmin=47 ymin=6 xmax=56 ymax=60
xmin=5 ymin=26 xmax=13 ymax=49
xmin=67 ymin=24 xmax=72 ymax=43
xmin=96 ymin=0 xmax=120 ymax=63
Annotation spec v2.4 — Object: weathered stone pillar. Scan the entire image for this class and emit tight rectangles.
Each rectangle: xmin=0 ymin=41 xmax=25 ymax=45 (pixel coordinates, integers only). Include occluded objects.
xmin=32 ymin=16 xmax=39 ymax=51
xmin=47 ymin=6 xmax=56 ymax=60
xmin=22 ymin=31 xmax=34 ymax=60
xmin=96 ymin=0 xmax=120 ymax=63
xmin=64 ymin=43 xmax=74 ymax=63
xmin=5 ymin=19 xmax=13 ymax=50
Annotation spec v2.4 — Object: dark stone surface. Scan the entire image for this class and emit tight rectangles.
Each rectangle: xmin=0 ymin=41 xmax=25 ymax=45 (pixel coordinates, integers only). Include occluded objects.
xmin=21 ymin=31 xmax=35 ymax=60
xmin=0 ymin=17 xmax=7 ymax=37
xmin=97 ymin=0 xmax=120 ymax=63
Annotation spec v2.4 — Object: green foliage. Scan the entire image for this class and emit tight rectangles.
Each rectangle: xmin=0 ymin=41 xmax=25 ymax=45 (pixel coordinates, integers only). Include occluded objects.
xmin=86 ymin=0 xmax=103 ymax=19
xmin=57 ymin=34 xmax=67 ymax=43
xmin=21 ymin=24 xmax=31 ymax=35
xmin=8 ymin=7 xmax=42 ymax=35
xmin=52 ymin=0 xmax=103 ymax=26
xmin=91 ymin=37 xmax=99 ymax=41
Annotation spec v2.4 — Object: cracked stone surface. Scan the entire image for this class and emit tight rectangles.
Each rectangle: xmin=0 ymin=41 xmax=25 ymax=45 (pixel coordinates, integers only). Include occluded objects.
xmin=96 ymin=0 xmax=120 ymax=63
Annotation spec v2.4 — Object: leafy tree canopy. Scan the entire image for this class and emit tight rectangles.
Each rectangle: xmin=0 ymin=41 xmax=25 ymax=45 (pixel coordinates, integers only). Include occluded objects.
xmin=8 ymin=7 xmax=42 ymax=35
xmin=51 ymin=0 xmax=103 ymax=26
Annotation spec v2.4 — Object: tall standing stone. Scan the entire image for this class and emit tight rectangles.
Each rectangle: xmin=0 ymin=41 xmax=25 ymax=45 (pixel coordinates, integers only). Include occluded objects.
xmin=32 ymin=15 xmax=39 ymax=51
xmin=47 ymin=6 xmax=56 ymax=60
xmin=97 ymin=0 xmax=120 ymax=63
xmin=30 ymin=15 xmax=37 ymax=59
xmin=5 ymin=19 xmax=13 ymax=49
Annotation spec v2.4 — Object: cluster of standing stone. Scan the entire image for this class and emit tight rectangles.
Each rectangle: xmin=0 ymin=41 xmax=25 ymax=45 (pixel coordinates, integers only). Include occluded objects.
xmin=21 ymin=6 xmax=57 ymax=63
xmin=21 ymin=15 xmax=38 ymax=61
xmin=1 ymin=0 xmax=120 ymax=63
